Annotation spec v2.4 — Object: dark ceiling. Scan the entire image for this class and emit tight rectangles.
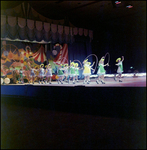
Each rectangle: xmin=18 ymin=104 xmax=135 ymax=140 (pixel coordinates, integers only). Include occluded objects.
xmin=1 ymin=1 xmax=146 ymax=30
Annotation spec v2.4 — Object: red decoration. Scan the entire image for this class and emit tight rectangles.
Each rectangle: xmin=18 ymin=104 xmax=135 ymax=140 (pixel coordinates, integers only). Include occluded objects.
xmin=21 ymin=60 xmax=24 ymax=63
xmin=52 ymin=75 xmax=56 ymax=80
xmin=24 ymin=53 xmax=26 ymax=56
xmin=23 ymin=66 xmax=26 ymax=70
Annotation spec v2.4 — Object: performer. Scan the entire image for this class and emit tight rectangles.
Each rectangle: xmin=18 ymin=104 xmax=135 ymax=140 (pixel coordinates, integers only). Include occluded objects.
xmin=82 ymin=59 xmax=95 ymax=84
xmin=114 ymin=56 xmax=124 ymax=82
xmin=63 ymin=63 xmax=69 ymax=82
xmin=38 ymin=64 xmax=45 ymax=84
xmin=19 ymin=67 xmax=24 ymax=84
xmin=74 ymin=63 xmax=80 ymax=82
xmin=57 ymin=64 xmax=64 ymax=84
xmin=45 ymin=64 xmax=52 ymax=84
xmin=29 ymin=65 xmax=37 ymax=84
xmin=96 ymin=56 xmax=109 ymax=84
xmin=69 ymin=61 xmax=76 ymax=84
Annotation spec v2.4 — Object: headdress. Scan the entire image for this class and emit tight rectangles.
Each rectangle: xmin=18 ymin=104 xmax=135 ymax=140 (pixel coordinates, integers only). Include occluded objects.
xmin=116 ymin=58 xmax=121 ymax=62
xmin=71 ymin=62 xmax=74 ymax=65
xmin=84 ymin=59 xmax=88 ymax=63
xmin=40 ymin=64 xmax=44 ymax=67
xmin=64 ymin=63 xmax=68 ymax=67
xmin=74 ymin=63 xmax=78 ymax=67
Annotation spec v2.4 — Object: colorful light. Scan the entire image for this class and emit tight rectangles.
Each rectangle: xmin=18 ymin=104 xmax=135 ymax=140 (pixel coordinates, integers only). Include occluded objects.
xmin=115 ymin=1 xmax=121 ymax=4
xmin=126 ymin=5 xmax=133 ymax=8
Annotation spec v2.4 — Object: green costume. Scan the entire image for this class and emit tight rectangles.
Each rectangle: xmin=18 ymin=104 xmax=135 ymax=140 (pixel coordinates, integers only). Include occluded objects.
xmin=97 ymin=64 xmax=105 ymax=74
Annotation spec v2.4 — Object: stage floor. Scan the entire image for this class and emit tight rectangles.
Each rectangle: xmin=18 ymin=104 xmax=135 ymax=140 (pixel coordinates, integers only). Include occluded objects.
xmin=6 ymin=76 xmax=146 ymax=87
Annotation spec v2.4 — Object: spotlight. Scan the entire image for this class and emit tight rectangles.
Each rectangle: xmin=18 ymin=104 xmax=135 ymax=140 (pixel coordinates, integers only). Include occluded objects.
xmin=115 ymin=1 xmax=121 ymax=4
xmin=126 ymin=4 xmax=133 ymax=8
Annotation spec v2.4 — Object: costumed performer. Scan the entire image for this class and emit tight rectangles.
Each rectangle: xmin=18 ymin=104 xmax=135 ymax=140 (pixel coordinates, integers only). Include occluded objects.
xmin=96 ymin=56 xmax=109 ymax=84
xmin=63 ymin=63 xmax=69 ymax=82
xmin=29 ymin=65 xmax=37 ymax=84
xmin=114 ymin=56 xmax=124 ymax=82
xmin=69 ymin=60 xmax=76 ymax=84
xmin=45 ymin=63 xmax=52 ymax=84
xmin=74 ymin=63 xmax=81 ymax=82
xmin=82 ymin=59 xmax=95 ymax=84
xmin=38 ymin=64 xmax=45 ymax=84
xmin=57 ymin=64 xmax=64 ymax=84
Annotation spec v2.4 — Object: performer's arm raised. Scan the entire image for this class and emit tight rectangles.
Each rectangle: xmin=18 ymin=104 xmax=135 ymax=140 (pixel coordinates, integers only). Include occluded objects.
xmin=122 ymin=56 xmax=124 ymax=62
xmin=91 ymin=61 xmax=95 ymax=67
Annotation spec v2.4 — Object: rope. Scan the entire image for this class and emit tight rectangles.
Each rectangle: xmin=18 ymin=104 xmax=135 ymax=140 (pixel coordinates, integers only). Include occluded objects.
xmin=83 ymin=54 xmax=98 ymax=73
xmin=104 ymin=52 xmax=110 ymax=65
xmin=73 ymin=59 xmax=83 ymax=68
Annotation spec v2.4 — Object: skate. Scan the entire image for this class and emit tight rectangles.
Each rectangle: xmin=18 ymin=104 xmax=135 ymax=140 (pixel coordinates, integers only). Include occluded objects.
xmin=96 ymin=80 xmax=99 ymax=84
xmin=101 ymin=80 xmax=105 ymax=84
xmin=114 ymin=75 xmax=117 ymax=81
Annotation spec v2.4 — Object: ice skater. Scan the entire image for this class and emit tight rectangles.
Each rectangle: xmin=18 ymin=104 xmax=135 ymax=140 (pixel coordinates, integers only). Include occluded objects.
xmin=63 ymin=63 xmax=69 ymax=82
xmin=45 ymin=64 xmax=52 ymax=84
xmin=57 ymin=64 xmax=64 ymax=84
xmin=68 ymin=61 xmax=76 ymax=84
xmin=38 ymin=64 xmax=45 ymax=84
xmin=82 ymin=59 xmax=95 ymax=84
xmin=96 ymin=56 xmax=109 ymax=84
xmin=29 ymin=65 xmax=37 ymax=84
xmin=74 ymin=63 xmax=81 ymax=82
xmin=114 ymin=56 xmax=124 ymax=82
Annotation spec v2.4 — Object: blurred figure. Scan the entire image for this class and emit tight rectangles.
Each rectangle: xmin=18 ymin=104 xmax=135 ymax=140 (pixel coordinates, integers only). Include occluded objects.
xmin=114 ymin=56 xmax=124 ymax=82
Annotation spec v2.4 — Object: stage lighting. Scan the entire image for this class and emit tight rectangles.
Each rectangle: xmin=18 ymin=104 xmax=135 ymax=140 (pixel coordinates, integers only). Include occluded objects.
xmin=115 ymin=1 xmax=121 ymax=4
xmin=126 ymin=4 xmax=133 ymax=8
